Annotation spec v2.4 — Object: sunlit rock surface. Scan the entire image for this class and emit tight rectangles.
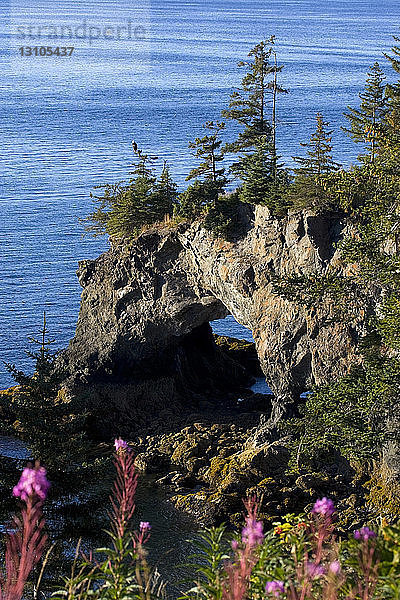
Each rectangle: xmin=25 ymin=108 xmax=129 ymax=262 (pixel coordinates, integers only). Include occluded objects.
xmin=63 ymin=205 xmax=362 ymax=430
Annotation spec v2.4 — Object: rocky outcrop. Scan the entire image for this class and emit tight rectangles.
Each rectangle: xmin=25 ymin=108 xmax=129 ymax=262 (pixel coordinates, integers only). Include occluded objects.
xmin=131 ymin=414 xmax=366 ymax=528
xmin=63 ymin=205 xmax=362 ymax=432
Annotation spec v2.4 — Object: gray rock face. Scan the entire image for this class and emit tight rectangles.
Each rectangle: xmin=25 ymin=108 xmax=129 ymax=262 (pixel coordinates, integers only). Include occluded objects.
xmin=64 ymin=205 xmax=361 ymax=427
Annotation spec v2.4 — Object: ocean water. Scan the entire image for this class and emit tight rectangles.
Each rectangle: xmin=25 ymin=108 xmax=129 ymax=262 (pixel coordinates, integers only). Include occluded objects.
xmin=1 ymin=0 xmax=400 ymax=388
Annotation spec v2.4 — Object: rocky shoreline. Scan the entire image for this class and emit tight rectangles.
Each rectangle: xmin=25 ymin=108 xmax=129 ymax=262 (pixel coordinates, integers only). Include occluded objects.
xmin=114 ymin=335 xmax=369 ymax=531
xmin=130 ymin=338 xmax=370 ymax=530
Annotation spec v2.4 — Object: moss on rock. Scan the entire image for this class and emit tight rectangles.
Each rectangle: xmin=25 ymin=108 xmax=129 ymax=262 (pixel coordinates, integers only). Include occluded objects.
xmin=365 ymin=468 xmax=400 ymax=521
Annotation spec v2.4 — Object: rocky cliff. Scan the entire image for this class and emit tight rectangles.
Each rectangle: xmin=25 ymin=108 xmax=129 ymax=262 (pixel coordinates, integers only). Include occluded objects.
xmin=63 ymin=205 xmax=361 ymax=435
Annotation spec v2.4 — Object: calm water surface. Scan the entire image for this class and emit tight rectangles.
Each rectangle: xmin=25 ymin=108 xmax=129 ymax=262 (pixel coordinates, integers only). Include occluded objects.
xmin=1 ymin=0 xmax=400 ymax=388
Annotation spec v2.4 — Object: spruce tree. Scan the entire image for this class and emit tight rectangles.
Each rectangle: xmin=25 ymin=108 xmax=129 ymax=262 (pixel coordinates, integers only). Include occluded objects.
xmin=234 ymin=139 xmax=288 ymax=214
xmin=344 ymin=62 xmax=388 ymax=164
xmin=152 ymin=161 xmax=178 ymax=219
xmin=266 ymin=36 xmax=289 ymax=180
xmin=186 ymin=121 xmax=226 ymax=183
xmin=382 ymin=39 xmax=400 ymax=170
xmin=238 ymin=139 xmax=273 ymax=205
xmin=3 ymin=314 xmax=97 ymax=487
xmin=222 ymin=39 xmax=274 ymax=156
xmin=106 ymin=152 xmax=158 ymax=238
xmin=106 ymin=178 xmax=156 ymax=238
xmin=82 ymin=182 xmax=122 ymax=237
xmin=175 ymin=179 xmax=224 ymax=221
xmin=237 ymin=138 xmax=290 ymax=213
xmin=290 ymin=113 xmax=341 ymax=210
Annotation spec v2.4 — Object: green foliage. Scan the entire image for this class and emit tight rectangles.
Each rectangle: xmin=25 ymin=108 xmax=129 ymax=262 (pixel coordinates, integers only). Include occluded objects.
xmin=222 ymin=39 xmax=274 ymax=154
xmin=52 ymin=450 xmax=164 ymax=600
xmin=83 ymin=156 xmax=177 ymax=240
xmin=203 ymin=191 xmax=243 ymax=239
xmin=383 ymin=39 xmax=400 ymax=152
xmin=344 ymin=62 xmax=388 ymax=164
xmin=266 ymin=36 xmax=289 ymax=180
xmin=187 ymin=121 xmax=226 ymax=183
xmin=289 ymin=113 xmax=341 ymax=210
xmin=184 ymin=525 xmax=229 ymax=600
xmin=3 ymin=314 xmax=99 ymax=489
xmin=106 ymin=174 xmax=157 ymax=239
xmin=236 ymin=139 xmax=291 ymax=214
xmin=281 ymin=353 xmax=400 ymax=471
xmin=219 ymin=37 xmax=291 ymax=215
xmin=81 ymin=182 xmax=120 ymax=237
xmin=277 ymin=39 xmax=400 ymax=473
xmin=149 ymin=161 xmax=178 ymax=217
xmin=175 ymin=179 xmax=224 ymax=221
xmin=187 ymin=512 xmax=400 ymax=600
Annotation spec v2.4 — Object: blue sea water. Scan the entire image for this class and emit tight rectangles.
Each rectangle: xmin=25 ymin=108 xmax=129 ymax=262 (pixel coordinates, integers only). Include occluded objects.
xmin=1 ymin=0 xmax=400 ymax=388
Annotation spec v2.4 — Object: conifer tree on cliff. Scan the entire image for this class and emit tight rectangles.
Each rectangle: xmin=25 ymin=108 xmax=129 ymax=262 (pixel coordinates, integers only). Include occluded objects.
xmin=222 ymin=39 xmax=273 ymax=157
xmin=106 ymin=151 xmax=161 ymax=237
xmin=239 ymin=137 xmax=290 ymax=214
xmin=222 ymin=38 xmax=290 ymax=211
xmin=344 ymin=62 xmax=388 ymax=164
xmin=289 ymin=113 xmax=341 ymax=210
xmin=84 ymin=151 xmax=178 ymax=238
xmin=266 ymin=36 xmax=289 ymax=180
xmin=186 ymin=121 xmax=226 ymax=184
xmin=176 ymin=122 xmax=227 ymax=221
xmin=384 ymin=39 xmax=400 ymax=135
xmin=152 ymin=161 xmax=178 ymax=218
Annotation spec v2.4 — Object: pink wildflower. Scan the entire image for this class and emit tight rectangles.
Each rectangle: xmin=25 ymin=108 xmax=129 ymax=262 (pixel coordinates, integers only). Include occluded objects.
xmin=241 ymin=517 xmax=264 ymax=547
xmin=114 ymin=438 xmax=129 ymax=452
xmin=354 ymin=526 xmax=377 ymax=541
xmin=312 ymin=497 xmax=335 ymax=517
xmin=13 ymin=465 xmax=50 ymax=502
xmin=265 ymin=581 xmax=285 ymax=597
xmin=306 ymin=562 xmax=326 ymax=578
xmin=329 ymin=560 xmax=341 ymax=575
xmin=140 ymin=521 xmax=151 ymax=531
xmin=231 ymin=539 xmax=239 ymax=550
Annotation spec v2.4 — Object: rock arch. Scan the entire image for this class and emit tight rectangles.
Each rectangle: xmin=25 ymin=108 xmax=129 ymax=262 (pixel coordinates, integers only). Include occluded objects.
xmin=63 ymin=206 xmax=360 ymax=432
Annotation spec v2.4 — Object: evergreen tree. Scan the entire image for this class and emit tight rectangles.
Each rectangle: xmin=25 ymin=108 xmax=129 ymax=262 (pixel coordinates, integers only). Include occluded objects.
xmin=237 ymin=138 xmax=291 ymax=213
xmin=203 ymin=191 xmax=242 ymax=240
xmin=83 ymin=152 xmax=179 ymax=239
xmin=290 ymin=113 xmax=341 ymax=210
xmin=106 ymin=175 xmax=157 ymax=238
xmin=266 ymin=36 xmax=289 ymax=180
xmin=3 ymin=314 xmax=97 ymax=487
xmin=175 ymin=179 xmax=224 ymax=221
xmin=384 ymin=37 xmax=400 ymax=127
xmin=222 ymin=39 xmax=274 ymax=155
xmin=344 ymin=62 xmax=388 ymax=164
xmin=186 ymin=121 xmax=226 ymax=183
xmin=82 ymin=182 xmax=123 ymax=237
xmin=381 ymin=39 xmax=400 ymax=172
xmin=151 ymin=161 xmax=178 ymax=219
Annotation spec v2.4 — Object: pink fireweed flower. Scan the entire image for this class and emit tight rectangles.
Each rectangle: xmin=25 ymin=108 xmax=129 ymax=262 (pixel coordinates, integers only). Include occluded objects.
xmin=114 ymin=438 xmax=129 ymax=452
xmin=13 ymin=465 xmax=50 ymax=502
xmin=329 ymin=561 xmax=341 ymax=575
xmin=231 ymin=539 xmax=239 ymax=550
xmin=139 ymin=521 xmax=151 ymax=531
xmin=306 ymin=562 xmax=326 ymax=578
xmin=241 ymin=517 xmax=264 ymax=547
xmin=354 ymin=526 xmax=377 ymax=541
xmin=265 ymin=581 xmax=285 ymax=597
xmin=312 ymin=497 xmax=335 ymax=517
